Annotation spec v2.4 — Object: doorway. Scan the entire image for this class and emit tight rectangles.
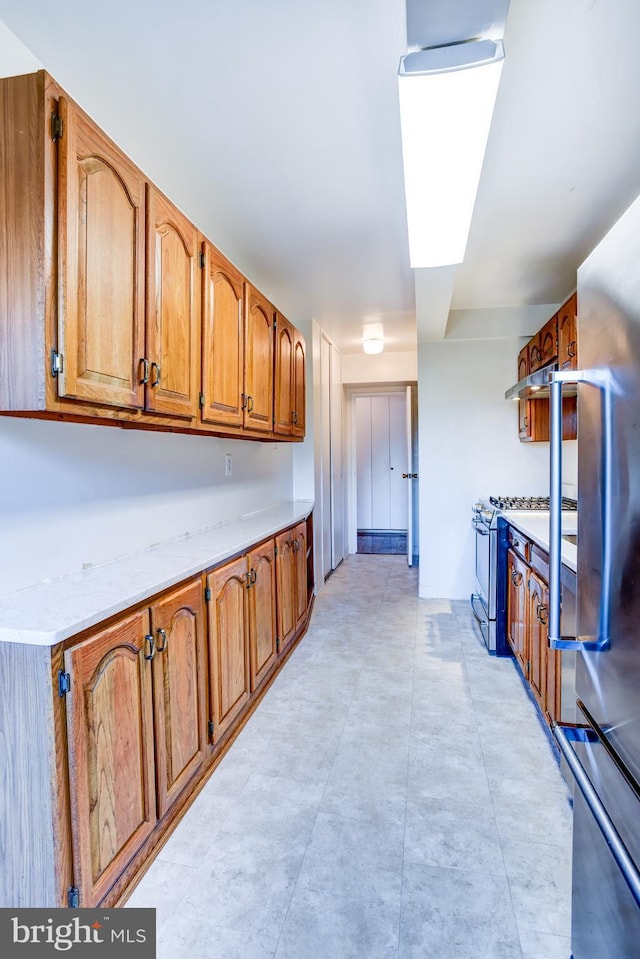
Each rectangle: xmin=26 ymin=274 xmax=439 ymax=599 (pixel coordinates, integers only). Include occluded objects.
xmin=350 ymin=386 xmax=418 ymax=564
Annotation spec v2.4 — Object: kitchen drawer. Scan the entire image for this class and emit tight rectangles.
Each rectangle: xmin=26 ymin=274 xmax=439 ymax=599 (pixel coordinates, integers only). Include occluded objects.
xmin=507 ymin=525 xmax=530 ymax=562
xmin=530 ymin=543 xmax=550 ymax=582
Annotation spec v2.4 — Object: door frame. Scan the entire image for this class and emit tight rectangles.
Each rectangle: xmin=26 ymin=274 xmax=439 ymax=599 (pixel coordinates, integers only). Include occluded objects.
xmin=345 ymin=382 xmax=418 ymax=562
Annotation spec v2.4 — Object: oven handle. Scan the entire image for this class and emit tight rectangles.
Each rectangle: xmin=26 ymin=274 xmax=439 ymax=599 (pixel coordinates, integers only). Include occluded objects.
xmin=469 ymin=593 xmax=488 ymax=628
xmin=472 ymin=521 xmax=490 ymax=536
xmin=554 ymin=722 xmax=640 ymax=908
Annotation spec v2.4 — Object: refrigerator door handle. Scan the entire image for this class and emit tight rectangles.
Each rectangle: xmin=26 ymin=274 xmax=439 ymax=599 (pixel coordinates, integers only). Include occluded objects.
xmin=554 ymin=723 xmax=640 ymax=909
xmin=548 ymin=369 xmax=613 ymax=651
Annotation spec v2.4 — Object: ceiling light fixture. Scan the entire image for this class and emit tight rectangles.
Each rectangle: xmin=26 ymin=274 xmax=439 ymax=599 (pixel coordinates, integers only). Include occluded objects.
xmin=398 ymin=38 xmax=505 ymax=268
xmin=362 ymin=321 xmax=384 ymax=354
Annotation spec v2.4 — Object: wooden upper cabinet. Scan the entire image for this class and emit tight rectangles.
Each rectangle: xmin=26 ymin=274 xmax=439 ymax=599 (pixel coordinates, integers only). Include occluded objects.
xmin=292 ymin=329 xmax=306 ymax=438
xmin=558 ymin=293 xmax=578 ymax=370
xmin=150 ymin=579 xmax=207 ymax=818
xmin=529 ymin=314 xmax=558 ymax=373
xmin=57 ymin=96 xmax=146 ymax=409
xmin=145 ymin=187 xmax=200 ymax=418
xmin=247 ymin=539 xmax=278 ymax=690
xmin=207 ymin=557 xmax=251 ymax=741
xmin=201 ymin=242 xmax=245 ymax=428
xmin=244 ymin=285 xmax=274 ymax=433
xmin=274 ymin=313 xmax=294 ymax=435
xmin=64 ymin=608 xmax=156 ymax=907
xmin=517 ymin=344 xmax=529 ymax=381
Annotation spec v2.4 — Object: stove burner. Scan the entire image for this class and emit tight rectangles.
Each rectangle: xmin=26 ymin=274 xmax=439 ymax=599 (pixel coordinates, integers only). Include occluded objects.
xmin=489 ymin=495 xmax=577 ymax=511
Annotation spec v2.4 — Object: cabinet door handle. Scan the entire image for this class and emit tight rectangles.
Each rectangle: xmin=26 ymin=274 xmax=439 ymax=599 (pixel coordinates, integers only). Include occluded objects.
xmin=244 ymin=571 xmax=252 ymax=589
xmin=156 ymin=627 xmax=167 ymax=652
xmin=291 ymin=410 xmax=297 ymax=425
xmin=144 ymin=634 xmax=155 ymax=661
xmin=151 ymin=362 xmax=161 ymax=388
xmin=537 ymin=604 xmax=548 ymax=625
xmin=511 ymin=570 xmax=522 ymax=586
xmin=251 ymin=568 xmax=257 ymax=584
xmin=241 ymin=393 xmax=247 ymax=410
xmin=139 ymin=358 xmax=150 ymax=385
xmin=568 ymin=340 xmax=577 ymax=358
xmin=246 ymin=395 xmax=254 ymax=413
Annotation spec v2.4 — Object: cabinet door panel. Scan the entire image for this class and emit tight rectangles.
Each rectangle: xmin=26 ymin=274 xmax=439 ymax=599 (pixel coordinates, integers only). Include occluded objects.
xmin=292 ymin=331 xmax=306 ymax=438
xmin=244 ymin=285 xmax=274 ymax=432
xmin=145 ymin=187 xmax=200 ymax=418
xmin=507 ymin=549 xmax=528 ymax=673
xmin=247 ymin=539 xmax=277 ymax=689
xmin=57 ymin=97 xmax=145 ymax=409
xmin=274 ymin=315 xmax=293 ymax=435
xmin=528 ymin=572 xmax=546 ymax=705
xmin=276 ymin=531 xmax=296 ymax=651
xmin=558 ymin=294 xmax=578 ymax=370
xmin=208 ymin=557 xmax=250 ymax=740
xmin=201 ymin=243 xmax=244 ymax=427
xmin=293 ymin=522 xmax=307 ymax=626
xmin=64 ymin=609 xmax=156 ymax=906
xmin=151 ymin=579 xmax=207 ymax=818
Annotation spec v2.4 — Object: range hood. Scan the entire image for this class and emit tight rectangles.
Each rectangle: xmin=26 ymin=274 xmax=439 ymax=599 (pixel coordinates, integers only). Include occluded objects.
xmin=504 ymin=363 xmax=578 ymax=401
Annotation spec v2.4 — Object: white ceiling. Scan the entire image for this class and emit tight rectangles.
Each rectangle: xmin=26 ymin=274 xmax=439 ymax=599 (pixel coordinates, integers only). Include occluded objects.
xmin=2 ymin=0 xmax=640 ymax=355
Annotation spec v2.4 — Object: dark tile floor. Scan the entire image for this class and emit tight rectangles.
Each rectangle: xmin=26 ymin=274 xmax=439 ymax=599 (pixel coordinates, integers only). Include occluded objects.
xmin=357 ymin=531 xmax=407 ymax=555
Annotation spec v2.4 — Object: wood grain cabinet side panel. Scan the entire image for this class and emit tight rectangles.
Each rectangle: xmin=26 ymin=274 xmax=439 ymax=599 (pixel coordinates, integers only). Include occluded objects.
xmin=151 ymin=578 xmax=207 ymax=819
xmin=207 ymin=557 xmax=251 ymax=741
xmin=57 ymin=96 xmax=146 ymax=410
xmin=64 ymin=609 xmax=156 ymax=907
xmin=247 ymin=539 xmax=278 ymax=690
xmin=145 ymin=187 xmax=200 ymax=419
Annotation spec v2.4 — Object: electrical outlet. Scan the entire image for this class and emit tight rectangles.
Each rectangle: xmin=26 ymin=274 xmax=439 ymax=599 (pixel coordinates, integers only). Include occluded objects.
xmin=224 ymin=453 xmax=232 ymax=477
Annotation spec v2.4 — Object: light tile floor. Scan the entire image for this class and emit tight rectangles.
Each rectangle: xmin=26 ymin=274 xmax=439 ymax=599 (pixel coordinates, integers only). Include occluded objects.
xmin=127 ymin=554 xmax=573 ymax=959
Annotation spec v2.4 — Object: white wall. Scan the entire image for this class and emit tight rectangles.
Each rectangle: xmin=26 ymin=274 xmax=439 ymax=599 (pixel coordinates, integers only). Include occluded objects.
xmin=342 ymin=351 xmax=417 ymax=384
xmin=0 ymin=418 xmax=293 ymax=596
xmin=417 ymin=337 xmax=577 ymax=599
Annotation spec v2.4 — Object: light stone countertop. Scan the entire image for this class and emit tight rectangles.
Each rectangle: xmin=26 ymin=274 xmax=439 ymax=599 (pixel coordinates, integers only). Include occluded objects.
xmin=0 ymin=500 xmax=313 ymax=648
xmin=500 ymin=509 xmax=578 ymax=574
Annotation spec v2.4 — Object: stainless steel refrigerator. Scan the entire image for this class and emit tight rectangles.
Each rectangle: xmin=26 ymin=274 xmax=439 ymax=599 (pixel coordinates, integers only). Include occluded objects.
xmin=548 ymin=195 xmax=640 ymax=958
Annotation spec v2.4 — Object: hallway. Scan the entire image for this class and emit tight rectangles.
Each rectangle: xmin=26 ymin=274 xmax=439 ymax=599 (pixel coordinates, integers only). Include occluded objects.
xmin=127 ymin=554 xmax=572 ymax=958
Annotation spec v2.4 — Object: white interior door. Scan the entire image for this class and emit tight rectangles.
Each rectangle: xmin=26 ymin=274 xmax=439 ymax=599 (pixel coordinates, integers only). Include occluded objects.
xmin=321 ymin=336 xmax=332 ymax=579
xmin=405 ymin=384 xmax=413 ymax=566
xmin=330 ymin=343 xmax=345 ymax=568
xmin=355 ymin=393 xmax=407 ymax=532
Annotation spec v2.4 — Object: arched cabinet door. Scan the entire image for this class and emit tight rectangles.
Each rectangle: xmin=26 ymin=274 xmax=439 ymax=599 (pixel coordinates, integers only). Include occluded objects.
xmin=244 ymin=284 xmax=274 ymax=432
xmin=57 ymin=96 xmax=146 ymax=410
xmin=207 ymin=557 xmax=250 ymax=741
xmin=201 ymin=243 xmax=245 ymax=428
xmin=64 ymin=609 xmax=156 ymax=907
xmin=274 ymin=314 xmax=294 ymax=435
xmin=292 ymin=330 xmax=306 ymax=438
xmin=150 ymin=579 xmax=207 ymax=818
xmin=145 ymin=186 xmax=200 ymax=419
xmin=275 ymin=531 xmax=296 ymax=652
xmin=247 ymin=538 xmax=277 ymax=690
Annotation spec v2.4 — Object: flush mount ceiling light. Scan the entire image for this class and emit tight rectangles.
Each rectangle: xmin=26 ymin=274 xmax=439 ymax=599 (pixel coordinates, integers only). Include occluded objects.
xmin=398 ymin=38 xmax=505 ymax=268
xmin=362 ymin=321 xmax=384 ymax=354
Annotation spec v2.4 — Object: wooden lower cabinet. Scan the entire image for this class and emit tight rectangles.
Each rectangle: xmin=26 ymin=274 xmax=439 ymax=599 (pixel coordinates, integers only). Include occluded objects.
xmin=276 ymin=521 xmax=307 ymax=653
xmin=506 ymin=548 xmax=528 ymax=677
xmin=506 ymin=530 xmax=563 ymax=728
xmin=207 ymin=556 xmax=251 ymax=742
xmin=2 ymin=515 xmax=313 ymax=909
xmin=64 ymin=610 xmax=158 ymax=908
xmin=247 ymin=539 xmax=278 ymax=691
xmin=63 ymin=579 xmax=207 ymax=907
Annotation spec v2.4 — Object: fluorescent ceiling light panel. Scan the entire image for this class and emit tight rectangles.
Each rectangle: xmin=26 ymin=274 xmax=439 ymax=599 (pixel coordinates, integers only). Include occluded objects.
xmin=398 ymin=39 xmax=504 ymax=268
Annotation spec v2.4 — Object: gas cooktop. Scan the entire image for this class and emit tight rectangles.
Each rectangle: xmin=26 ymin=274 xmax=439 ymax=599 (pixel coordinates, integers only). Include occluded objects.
xmin=489 ymin=495 xmax=578 ymax=511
